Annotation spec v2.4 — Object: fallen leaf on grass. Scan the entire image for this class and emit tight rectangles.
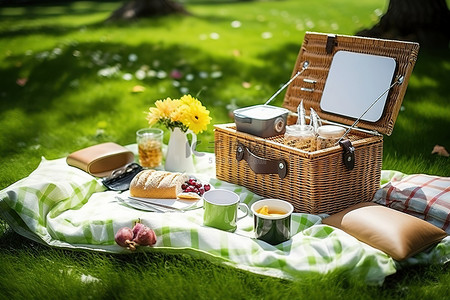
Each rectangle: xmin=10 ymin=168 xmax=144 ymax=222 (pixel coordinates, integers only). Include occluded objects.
xmin=232 ymin=49 xmax=241 ymax=57
xmin=431 ymin=145 xmax=449 ymax=157
xmin=16 ymin=78 xmax=27 ymax=86
xmin=131 ymin=85 xmax=145 ymax=93
xmin=242 ymin=82 xmax=251 ymax=88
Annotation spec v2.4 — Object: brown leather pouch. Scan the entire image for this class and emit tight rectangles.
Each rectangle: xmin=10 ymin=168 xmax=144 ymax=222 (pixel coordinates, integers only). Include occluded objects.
xmin=66 ymin=142 xmax=135 ymax=177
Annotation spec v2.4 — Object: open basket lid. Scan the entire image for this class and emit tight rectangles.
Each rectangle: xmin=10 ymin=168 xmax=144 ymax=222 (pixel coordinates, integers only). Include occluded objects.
xmin=283 ymin=32 xmax=419 ymax=136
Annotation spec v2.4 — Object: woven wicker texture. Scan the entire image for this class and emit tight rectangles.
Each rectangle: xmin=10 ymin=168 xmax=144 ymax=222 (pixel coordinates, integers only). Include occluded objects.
xmin=215 ymin=33 xmax=418 ymax=214
xmin=283 ymin=32 xmax=419 ymax=136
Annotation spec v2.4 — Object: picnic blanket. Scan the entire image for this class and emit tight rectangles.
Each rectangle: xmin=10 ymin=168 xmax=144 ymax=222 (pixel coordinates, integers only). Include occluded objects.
xmin=1 ymin=151 xmax=449 ymax=285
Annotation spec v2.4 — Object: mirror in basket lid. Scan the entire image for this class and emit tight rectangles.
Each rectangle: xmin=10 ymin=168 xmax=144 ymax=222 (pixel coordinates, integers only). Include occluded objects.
xmin=233 ymin=105 xmax=289 ymax=138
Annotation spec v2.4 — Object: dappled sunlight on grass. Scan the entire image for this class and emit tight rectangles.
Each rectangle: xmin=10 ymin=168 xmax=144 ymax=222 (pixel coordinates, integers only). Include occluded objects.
xmin=0 ymin=0 xmax=448 ymax=180
xmin=0 ymin=38 xmax=305 ymax=163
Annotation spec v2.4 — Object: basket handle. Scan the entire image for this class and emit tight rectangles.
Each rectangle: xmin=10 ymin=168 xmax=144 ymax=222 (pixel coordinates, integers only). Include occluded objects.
xmin=236 ymin=143 xmax=287 ymax=179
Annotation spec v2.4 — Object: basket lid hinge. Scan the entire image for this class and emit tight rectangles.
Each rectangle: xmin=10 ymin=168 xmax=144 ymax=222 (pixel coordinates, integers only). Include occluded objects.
xmin=326 ymin=34 xmax=337 ymax=54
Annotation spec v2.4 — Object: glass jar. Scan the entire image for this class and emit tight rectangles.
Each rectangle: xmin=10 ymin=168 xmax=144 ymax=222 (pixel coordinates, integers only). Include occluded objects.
xmin=284 ymin=124 xmax=316 ymax=151
xmin=136 ymin=128 xmax=164 ymax=168
xmin=316 ymin=125 xmax=346 ymax=150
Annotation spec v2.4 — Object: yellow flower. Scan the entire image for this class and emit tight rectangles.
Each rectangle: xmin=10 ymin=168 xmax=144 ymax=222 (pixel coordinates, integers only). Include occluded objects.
xmin=146 ymin=94 xmax=211 ymax=134
xmin=170 ymin=106 xmax=186 ymax=123
xmin=155 ymin=97 xmax=179 ymax=118
xmin=179 ymin=94 xmax=197 ymax=106
xmin=147 ymin=97 xmax=181 ymax=125
xmin=146 ymin=107 xmax=162 ymax=126
xmin=179 ymin=95 xmax=212 ymax=134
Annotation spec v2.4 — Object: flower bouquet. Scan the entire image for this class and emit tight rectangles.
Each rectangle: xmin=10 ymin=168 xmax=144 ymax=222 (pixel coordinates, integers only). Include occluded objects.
xmin=146 ymin=95 xmax=211 ymax=172
xmin=146 ymin=94 xmax=211 ymax=135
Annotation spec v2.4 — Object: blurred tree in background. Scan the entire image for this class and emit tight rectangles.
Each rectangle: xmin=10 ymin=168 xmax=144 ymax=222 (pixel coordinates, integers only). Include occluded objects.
xmin=357 ymin=0 xmax=450 ymax=48
xmin=106 ymin=0 xmax=254 ymax=20
xmin=107 ymin=0 xmax=189 ymax=20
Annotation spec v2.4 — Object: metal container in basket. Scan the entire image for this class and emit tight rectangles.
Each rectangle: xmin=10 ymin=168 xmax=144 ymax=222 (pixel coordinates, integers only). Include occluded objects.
xmin=233 ymin=105 xmax=289 ymax=138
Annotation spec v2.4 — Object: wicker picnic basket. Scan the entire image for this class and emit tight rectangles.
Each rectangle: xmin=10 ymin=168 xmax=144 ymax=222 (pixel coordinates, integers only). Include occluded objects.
xmin=214 ymin=32 xmax=419 ymax=215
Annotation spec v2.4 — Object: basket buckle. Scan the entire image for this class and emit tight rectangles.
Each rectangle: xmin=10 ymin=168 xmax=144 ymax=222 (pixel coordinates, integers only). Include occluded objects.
xmin=339 ymin=139 xmax=355 ymax=171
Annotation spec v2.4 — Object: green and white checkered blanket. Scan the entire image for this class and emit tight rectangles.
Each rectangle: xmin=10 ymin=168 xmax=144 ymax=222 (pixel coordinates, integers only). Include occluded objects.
xmin=1 ymin=154 xmax=449 ymax=285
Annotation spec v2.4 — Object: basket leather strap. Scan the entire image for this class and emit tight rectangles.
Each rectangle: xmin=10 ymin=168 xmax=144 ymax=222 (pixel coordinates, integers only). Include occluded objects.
xmin=236 ymin=143 xmax=287 ymax=179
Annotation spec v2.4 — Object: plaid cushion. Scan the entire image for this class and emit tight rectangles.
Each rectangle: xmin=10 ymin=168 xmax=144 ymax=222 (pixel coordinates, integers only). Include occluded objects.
xmin=373 ymin=174 xmax=450 ymax=234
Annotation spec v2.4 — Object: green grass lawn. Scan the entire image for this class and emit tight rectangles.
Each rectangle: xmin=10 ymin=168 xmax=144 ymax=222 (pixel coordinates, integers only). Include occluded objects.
xmin=0 ymin=0 xmax=449 ymax=299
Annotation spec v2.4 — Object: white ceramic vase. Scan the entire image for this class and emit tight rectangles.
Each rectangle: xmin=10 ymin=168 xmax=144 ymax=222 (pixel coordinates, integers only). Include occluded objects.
xmin=164 ymin=127 xmax=197 ymax=173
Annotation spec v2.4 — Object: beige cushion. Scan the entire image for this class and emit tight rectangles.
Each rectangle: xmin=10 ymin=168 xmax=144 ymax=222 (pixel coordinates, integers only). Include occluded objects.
xmin=322 ymin=202 xmax=447 ymax=261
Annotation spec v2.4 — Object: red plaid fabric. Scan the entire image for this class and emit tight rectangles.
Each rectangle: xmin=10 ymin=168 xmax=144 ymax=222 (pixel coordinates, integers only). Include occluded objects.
xmin=373 ymin=174 xmax=450 ymax=234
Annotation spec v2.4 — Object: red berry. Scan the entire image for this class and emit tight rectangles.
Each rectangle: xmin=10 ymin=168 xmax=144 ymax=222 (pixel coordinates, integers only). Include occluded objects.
xmin=181 ymin=183 xmax=188 ymax=190
xmin=195 ymin=183 xmax=202 ymax=189
xmin=204 ymin=184 xmax=211 ymax=191
xmin=188 ymin=178 xmax=197 ymax=185
xmin=198 ymin=187 xmax=205 ymax=195
xmin=185 ymin=186 xmax=193 ymax=192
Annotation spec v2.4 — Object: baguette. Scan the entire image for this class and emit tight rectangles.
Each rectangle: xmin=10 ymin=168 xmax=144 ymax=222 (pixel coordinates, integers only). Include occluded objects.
xmin=129 ymin=170 xmax=189 ymax=199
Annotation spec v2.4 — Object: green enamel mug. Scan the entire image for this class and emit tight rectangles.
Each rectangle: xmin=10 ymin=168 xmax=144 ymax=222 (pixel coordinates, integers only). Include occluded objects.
xmin=251 ymin=199 xmax=294 ymax=245
xmin=203 ymin=189 xmax=249 ymax=232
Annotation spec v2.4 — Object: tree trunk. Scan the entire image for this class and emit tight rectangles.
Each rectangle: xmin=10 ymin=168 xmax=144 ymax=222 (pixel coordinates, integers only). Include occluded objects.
xmin=107 ymin=0 xmax=190 ymax=21
xmin=356 ymin=0 xmax=450 ymax=48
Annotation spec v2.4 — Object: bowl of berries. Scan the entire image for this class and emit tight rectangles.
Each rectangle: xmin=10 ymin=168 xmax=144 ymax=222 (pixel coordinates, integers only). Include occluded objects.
xmin=178 ymin=177 xmax=212 ymax=200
